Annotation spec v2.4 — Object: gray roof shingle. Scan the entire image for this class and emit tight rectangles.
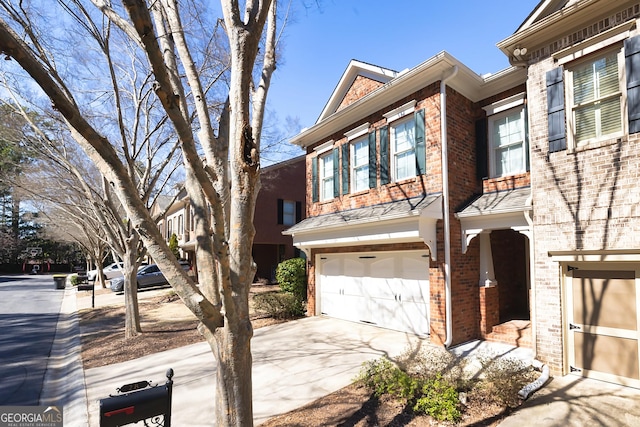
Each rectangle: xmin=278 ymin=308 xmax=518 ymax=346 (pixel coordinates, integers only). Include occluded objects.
xmin=284 ymin=194 xmax=441 ymax=234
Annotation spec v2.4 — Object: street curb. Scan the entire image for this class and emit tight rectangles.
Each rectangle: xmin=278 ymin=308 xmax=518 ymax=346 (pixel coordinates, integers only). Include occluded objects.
xmin=40 ymin=285 xmax=89 ymax=425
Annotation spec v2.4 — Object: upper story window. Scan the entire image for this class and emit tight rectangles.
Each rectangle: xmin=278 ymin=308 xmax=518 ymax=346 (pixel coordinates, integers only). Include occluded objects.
xmin=177 ymin=214 xmax=184 ymax=235
xmin=278 ymin=199 xmax=300 ymax=226
xmin=351 ymin=137 xmax=369 ymax=192
xmin=319 ymin=151 xmax=335 ymax=202
xmin=546 ymin=32 xmax=640 ymax=154
xmin=391 ymin=117 xmax=416 ymax=181
xmin=282 ymin=200 xmax=296 ymax=226
xmin=490 ymin=108 xmax=526 ymax=177
xmin=568 ymin=49 xmax=623 ymax=146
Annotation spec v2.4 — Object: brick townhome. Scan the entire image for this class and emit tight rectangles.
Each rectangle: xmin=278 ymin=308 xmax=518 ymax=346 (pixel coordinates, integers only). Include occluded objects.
xmin=285 ymin=0 xmax=640 ymax=389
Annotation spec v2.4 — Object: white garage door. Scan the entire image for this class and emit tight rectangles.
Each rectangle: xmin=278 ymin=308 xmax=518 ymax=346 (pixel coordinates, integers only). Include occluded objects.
xmin=318 ymin=250 xmax=430 ymax=336
xmin=565 ymin=263 xmax=640 ymax=388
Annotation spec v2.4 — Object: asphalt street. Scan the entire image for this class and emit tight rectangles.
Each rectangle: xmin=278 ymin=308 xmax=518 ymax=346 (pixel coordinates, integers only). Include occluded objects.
xmin=0 ymin=274 xmax=64 ymax=406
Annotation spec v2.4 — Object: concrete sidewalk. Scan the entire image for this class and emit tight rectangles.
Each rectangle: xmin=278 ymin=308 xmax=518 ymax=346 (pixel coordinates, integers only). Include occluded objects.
xmin=498 ymin=374 xmax=640 ymax=427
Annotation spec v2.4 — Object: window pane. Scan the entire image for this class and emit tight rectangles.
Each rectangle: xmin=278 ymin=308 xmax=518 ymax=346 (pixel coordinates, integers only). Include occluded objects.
xmin=573 ymin=64 xmax=594 ymax=104
xmin=320 ymin=154 xmax=334 ymax=201
xmin=491 ymin=110 xmax=524 ymax=176
xmin=600 ymin=97 xmax=622 ymax=136
xmin=283 ymin=200 xmax=295 ymax=226
xmin=354 ymin=167 xmax=368 ymax=192
xmin=351 ymin=138 xmax=369 ymax=192
xmin=396 ymin=151 xmax=414 ymax=180
xmin=575 ymin=104 xmax=596 ymax=142
xmin=392 ymin=119 xmax=415 ymax=180
xmin=596 ymin=54 xmax=619 ymax=97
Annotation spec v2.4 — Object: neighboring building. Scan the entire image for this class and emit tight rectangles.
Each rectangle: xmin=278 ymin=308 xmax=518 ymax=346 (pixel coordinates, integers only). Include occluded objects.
xmin=154 ymin=156 xmax=306 ymax=283
xmin=285 ymin=0 xmax=640 ymax=389
xmin=253 ymin=155 xmax=306 ymax=282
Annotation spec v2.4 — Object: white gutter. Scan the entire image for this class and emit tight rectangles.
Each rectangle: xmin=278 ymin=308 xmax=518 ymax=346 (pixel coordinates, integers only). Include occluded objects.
xmin=441 ymin=65 xmax=458 ymax=348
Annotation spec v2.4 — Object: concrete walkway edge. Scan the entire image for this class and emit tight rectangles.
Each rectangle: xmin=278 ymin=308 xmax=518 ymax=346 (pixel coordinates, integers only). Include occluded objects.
xmin=40 ymin=284 xmax=89 ymax=425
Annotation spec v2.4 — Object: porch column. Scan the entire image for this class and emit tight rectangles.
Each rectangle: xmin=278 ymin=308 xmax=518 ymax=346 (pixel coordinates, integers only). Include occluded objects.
xmin=479 ymin=231 xmax=497 ymax=287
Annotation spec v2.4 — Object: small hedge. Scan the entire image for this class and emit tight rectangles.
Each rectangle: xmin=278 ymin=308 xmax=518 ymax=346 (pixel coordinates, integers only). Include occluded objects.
xmin=253 ymin=292 xmax=305 ymax=319
xmin=358 ymin=346 xmax=538 ymax=423
xmin=275 ymin=258 xmax=307 ymax=303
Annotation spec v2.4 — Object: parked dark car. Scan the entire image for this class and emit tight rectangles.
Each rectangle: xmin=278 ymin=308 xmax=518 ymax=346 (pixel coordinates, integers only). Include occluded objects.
xmin=110 ymin=264 xmax=168 ymax=293
xmin=110 ymin=261 xmax=193 ymax=293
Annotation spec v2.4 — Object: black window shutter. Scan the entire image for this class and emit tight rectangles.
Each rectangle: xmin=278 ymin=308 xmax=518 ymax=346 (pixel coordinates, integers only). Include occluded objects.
xmin=277 ymin=198 xmax=283 ymax=224
xmin=295 ymin=201 xmax=302 ymax=223
xmin=380 ymin=126 xmax=390 ymax=185
xmin=475 ymin=118 xmax=488 ymax=180
xmin=311 ymin=157 xmax=318 ymax=203
xmin=546 ymin=67 xmax=566 ymax=153
xmin=341 ymin=144 xmax=349 ymax=195
xmin=368 ymin=131 xmax=377 ymax=188
xmin=415 ymin=109 xmax=426 ymax=175
xmin=625 ymin=35 xmax=640 ymax=134
xmin=332 ymin=148 xmax=339 ymax=198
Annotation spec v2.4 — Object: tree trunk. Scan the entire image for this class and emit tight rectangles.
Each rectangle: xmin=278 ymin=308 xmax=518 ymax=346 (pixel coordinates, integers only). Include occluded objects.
xmin=203 ymin=318 xmax=253 ymax=426
xmin=123 ymin=234 xmax=142 ymax=338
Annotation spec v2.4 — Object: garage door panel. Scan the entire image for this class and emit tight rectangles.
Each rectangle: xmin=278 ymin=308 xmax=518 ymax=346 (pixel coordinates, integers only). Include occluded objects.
xmin=575 ymin=332 xmax=639 ymax=380
xmin=573 ymin=270 xmax=637 ymax=330
xmin=319 ymin=251 xmax=429 ymax=336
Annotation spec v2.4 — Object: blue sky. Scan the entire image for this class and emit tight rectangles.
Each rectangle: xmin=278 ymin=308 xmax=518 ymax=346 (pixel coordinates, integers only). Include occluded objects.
xmin=267 ymin=0 xmax=541 ymax=133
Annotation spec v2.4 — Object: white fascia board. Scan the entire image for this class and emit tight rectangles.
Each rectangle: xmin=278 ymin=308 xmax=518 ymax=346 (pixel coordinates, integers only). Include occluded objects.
xmin=497 ymin=0 xmax=611 ymax=57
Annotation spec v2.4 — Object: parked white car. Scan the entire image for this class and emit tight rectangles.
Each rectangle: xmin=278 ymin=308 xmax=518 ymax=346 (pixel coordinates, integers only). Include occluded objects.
xmin=87 ymin=262 xmax=124 ymax=281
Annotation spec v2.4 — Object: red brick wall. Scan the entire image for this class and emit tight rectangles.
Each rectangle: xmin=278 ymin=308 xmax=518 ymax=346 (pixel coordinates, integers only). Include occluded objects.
xmin=303 ymin=82 xmax=528 ymax=347
xmin=337 ymin=75 xmax=385 ymax=112
xmin=255 ymin=157 xmax=306 ymax=244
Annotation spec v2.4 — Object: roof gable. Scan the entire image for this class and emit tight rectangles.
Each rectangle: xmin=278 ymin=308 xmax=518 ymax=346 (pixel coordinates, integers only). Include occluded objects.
xmin=516 ymin=0 xmax=568 ymax=33
xmin=317 ymin=60 xmax=397 ymax=123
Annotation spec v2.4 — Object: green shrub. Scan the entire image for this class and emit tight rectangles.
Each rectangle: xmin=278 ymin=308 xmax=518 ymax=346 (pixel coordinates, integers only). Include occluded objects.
xmin=70 ymin=274 xmax=80 ymax=286
xmin=253 ymin=292 xmax=305 ymax=319
xmin=275 ymin=258 xmax=307 ymax=302
xmin=413 ymin=375 xmax=461 ymax=422
xmin=358 ymin=358 xmax=419 ymax=401
xmin=169 ymin=233 xmax=180 ymax=259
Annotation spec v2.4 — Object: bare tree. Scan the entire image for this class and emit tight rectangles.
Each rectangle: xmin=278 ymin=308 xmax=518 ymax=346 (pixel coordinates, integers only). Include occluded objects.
xmin=0 ymin=0 xmax=277 ymax=424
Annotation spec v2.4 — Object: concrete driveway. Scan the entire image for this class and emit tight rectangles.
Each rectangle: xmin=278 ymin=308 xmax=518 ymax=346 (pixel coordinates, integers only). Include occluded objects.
xmin=83 ymin=316 xmax=425 ymax=426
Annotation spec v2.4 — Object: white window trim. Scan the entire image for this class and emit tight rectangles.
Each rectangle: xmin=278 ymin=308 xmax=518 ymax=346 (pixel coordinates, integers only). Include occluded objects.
xmin=314 ymin=140 xmax=334 ymax=155
xmin=483 ymin=93 xmax=525 ymax=116
xmin=383 ymin=100 xmax=416 ymax=123
xmin=344 ymin=122 xmax=370 ymax=141
xmin=390 ymin=115 xmax=416 ymax=182
xmin=564 ymin=46 xmax=627 ymax=151
xmin=350 ymin=136 xmax=369 ymax=193
xmin=319 ymin=151 xmax=334 ymax=202
xmin=488 ymin=107 xmax=526 ymax=178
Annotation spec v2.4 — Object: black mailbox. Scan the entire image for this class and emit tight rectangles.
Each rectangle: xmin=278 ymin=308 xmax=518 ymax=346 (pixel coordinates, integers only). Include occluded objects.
xmin=100 ymin=369 xmax=173 ymax=427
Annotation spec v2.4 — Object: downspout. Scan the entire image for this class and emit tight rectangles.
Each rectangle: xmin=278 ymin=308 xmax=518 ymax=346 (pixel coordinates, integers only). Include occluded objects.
xmin=441 ymin=65 xmax=458 ymax=348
